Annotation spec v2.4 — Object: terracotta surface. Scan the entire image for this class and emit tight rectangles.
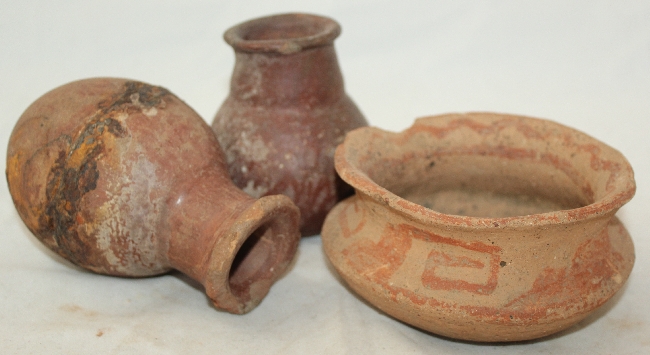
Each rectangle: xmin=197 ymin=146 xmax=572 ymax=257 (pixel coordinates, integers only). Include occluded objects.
xmin=6 ymin=78 xmax=301 ymax=314
xmin=322 ymin=113 xmax=636 ymax=342
xmin=212 ymin=13 xmax=368 ymax=236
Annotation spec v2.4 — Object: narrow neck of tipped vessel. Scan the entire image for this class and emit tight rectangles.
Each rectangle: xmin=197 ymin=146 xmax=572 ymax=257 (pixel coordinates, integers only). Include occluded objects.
xmin=165 ymin=170 xmax=300 ymax=314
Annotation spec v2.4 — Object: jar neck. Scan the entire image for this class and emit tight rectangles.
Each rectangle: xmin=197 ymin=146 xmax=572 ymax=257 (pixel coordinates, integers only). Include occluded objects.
xmin=164 ymin=169 xmax=301 ymax=314
xmin=165 ymin=169 xmax=251 ymax=284
xmin=229 ymin=45 xmax=345 ymax=107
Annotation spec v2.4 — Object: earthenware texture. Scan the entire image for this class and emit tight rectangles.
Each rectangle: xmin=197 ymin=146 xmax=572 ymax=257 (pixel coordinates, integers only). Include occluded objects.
xmin=322 ymin=113 xmax=635 ymax=341
xmin=212 ymin=13 xmax=368 ymax=236
xmin=6 ymin=78 xmax=301 ymax=314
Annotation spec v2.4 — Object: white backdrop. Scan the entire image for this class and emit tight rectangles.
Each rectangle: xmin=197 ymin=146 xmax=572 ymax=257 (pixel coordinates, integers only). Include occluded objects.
xmin=1 ymin=1 xmax=648 ymax=354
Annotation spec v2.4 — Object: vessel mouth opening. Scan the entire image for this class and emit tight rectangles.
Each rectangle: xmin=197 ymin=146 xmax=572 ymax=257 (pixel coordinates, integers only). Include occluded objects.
xmin=337 ymin=113 xmax=635 ymax=223
xmin=226 ymin=194 xmax=303 ymax=306
xmin=228 ymin=220 xmax=283 ymax=299
xmin=397 ymin=179 xmax=588 ymax=219
xmin=243 ymin=17 xmax=328 ymax=41
xmin=383 ymin=150 xmax=593 ymax=218
xmin=225 ymin=13 xmax=341 ymax=53
xmin=207 ymin=194 xmax=299 ymax=314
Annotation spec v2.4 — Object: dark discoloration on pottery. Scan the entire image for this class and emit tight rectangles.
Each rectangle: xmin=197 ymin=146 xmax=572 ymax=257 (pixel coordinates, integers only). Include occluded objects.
xmin=7 ymin=78 xmax=301 ymax=314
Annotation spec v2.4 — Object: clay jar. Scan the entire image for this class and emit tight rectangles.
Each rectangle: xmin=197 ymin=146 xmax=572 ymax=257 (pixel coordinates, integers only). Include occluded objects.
xmin=6 ymin=78 xmax=301 ymax=314
xmin=212 ymin=13 xmax=368 ymax=236
xmin=322 ymin=113 xmax=635 ymax=341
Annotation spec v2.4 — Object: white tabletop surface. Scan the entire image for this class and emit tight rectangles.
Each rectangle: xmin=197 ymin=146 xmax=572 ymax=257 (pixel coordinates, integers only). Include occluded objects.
xmin=1 ymin=1 xmax=649 ymax=354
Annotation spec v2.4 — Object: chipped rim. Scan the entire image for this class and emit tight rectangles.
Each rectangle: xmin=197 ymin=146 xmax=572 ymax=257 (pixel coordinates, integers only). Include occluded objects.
xmin=224 ymin=13 xmax=341 ymax=54
xmin=335 ymin=112 xmax=636 ymax=229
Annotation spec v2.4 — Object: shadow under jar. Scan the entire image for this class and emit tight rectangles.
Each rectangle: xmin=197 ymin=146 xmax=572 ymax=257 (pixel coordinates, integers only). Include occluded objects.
xmin=321 ymin=112 xmax=636 ymax=342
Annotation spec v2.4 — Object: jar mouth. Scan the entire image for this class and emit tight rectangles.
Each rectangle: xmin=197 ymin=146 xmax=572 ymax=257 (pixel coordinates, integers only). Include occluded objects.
xmin=335 ymin=112 xmax=636 ymax=228
xmin=224 ymin=13 xmax=341 ymax=54
xmin=205 ymin=194 xmax=300 ymax=314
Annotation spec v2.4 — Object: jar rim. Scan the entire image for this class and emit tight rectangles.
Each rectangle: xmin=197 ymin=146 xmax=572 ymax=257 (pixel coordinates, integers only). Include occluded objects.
xmin=223 ymin=13 xmax=341 ymax=54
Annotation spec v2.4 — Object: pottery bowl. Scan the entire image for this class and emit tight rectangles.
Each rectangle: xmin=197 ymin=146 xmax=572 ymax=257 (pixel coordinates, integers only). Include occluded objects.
xmin=322 ymin=112 xmax=635 ymax=342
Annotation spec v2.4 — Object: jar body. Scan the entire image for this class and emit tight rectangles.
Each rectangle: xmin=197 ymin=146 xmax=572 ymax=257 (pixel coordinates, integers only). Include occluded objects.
xmin=7 ymin=78 xmax=301 ymax=314
xmin=212 ymin=13 xmax=367 ymax=236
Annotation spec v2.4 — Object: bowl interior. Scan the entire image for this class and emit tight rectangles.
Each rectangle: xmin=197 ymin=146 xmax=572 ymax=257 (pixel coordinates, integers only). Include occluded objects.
xmin=340 ymin=113 xmax=633 ymax=219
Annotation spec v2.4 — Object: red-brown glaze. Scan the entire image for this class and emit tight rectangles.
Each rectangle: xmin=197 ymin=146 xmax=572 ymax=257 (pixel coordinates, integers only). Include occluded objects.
xmin=344 ymin=223 xmax=501 ymax=295
xmin=374 ymin=221 xmax=628 ymax=324
xmin=343 ymin=224 xmax=413 ymax=284
xmin=416 ymin=230 xmax=501 ymax=295
xmin=212 ymin=13 xmax=367 ymax=236
xmin=322 ymin=113 xmax=635 ymax=341
xmin=338 ymin=197 xmax=366 ymax=239
xmin=7 ymin=78 xmax=301 ymax=314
